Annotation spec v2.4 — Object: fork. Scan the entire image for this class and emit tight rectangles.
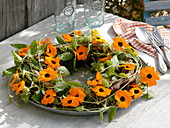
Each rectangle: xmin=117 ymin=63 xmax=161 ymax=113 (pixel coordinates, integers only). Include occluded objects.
xmin=146 ymin=31 xmax=167 ymax=74
xmin=147 ymin=31 xmax=170 ymax=67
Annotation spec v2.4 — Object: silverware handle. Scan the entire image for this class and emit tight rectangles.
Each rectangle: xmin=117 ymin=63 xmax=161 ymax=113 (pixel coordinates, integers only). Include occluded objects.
xmin=162 ymin=47 xmax=170 ymax=67
xmin=157 ymin=52 xmax=167 ymax=74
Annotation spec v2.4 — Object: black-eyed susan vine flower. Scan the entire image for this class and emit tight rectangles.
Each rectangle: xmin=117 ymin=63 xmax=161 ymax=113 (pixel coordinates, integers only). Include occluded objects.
xmin=3 ymin=29 xmax=160 ymax=123
xmin=41 ymin=89 xmax=56 ymax=105
xmin=112 ymin=36 xmax=129 ymax=51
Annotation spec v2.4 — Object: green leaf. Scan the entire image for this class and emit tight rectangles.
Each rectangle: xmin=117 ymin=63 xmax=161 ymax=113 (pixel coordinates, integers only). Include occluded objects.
xmin=58 ymin=52 xmax=73 ymax=61
xmin=53 ymin=98 xmax=60 ymax=105
xmin=32 ymin=90 xmax=43 ymax=103
xmin=73 ymin=56 xmax=77 ymax=71
xmin=54 ymin=82 xmax=69 ymax=92
xmin=135 ymin=75 xmax=140 ymax=84
xmin=142 ymin=90 xmax=154 ymax=99
xmin=111 ymin=55 xmax=119 ymax=67
xmin=91 ymin=62 xmax=105 ymax=72
xmin=119 ymin=73 xmax=128 ymax=78
xmin=11 ymin=51 xmax=23 ymax=64
xmin=100 ymin=112 xmax=104 ymax=123
xmin=29 ymin=40 xmax=38 ymax=56
xmin=38 ymin=44 xmax=47 ymax=55
xmin=21 ymin=87 xmax=30 ymax=103
xmin=58 ymin=66 xmax=70 ymax=76
xmin=11 ymin=44 xmax=27 ymax=49
xmin=75 ymin=106 xmax=85 ymax=112
xmin=103 ymin=44 xmax=109 ymax=52
xmin=23 ymin=64 xmax=30 ymax=71
xmin=66 ymin=81 xmax=84 ymax=87
xmin=56 ymin=33 xmax=67 ymax=44
xmin=2 ymin=66 xmax=17 ymax=77
xmin=72 ymin=39 xmax=77 ymax=50
xmin=108 ymin=106 xmax=117 ymax=123
xmin=102 ymin=78 xmax=110 ymax=87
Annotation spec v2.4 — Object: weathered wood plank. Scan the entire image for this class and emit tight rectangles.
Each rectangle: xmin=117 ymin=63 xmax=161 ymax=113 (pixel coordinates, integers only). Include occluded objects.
xmin=27 ymin=0 xmax=54 ymax=26
xmin=145 ymin=15 xmax=170 ymax=26
xmin=0 ymin=0 xmax=27 ymax=41
xmin=144 ymin=1 xmax=170 ymax=11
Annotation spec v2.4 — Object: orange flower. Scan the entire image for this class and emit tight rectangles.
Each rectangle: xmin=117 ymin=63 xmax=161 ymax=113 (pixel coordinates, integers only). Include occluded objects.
xmin=38 ymin=67 xmax=57 ymax=82
xmin=68 ymin=87 xmax=86 ymax=103
xmin=139 ymin=66 xmax=160 ymax=87
xmin=61 ymin=95 xmax=80 ymax=107
xmin=45 ymin=57 xmax=60 ymax=69
xmin=128 ymin=83 xmax=140 ymax=90
xmin=92 ymin=29 xmax=99 ymax=36
xmin=41 ymin=89 xmax=56 ymax=105
xmin=115 ymin=90 xmax=132 ymax=108
xmin=10 ymin=71 xmax=19 ymax=87
xmin=91 ymin=86 xmax=112 ymax=97
xmin=12 ymin=80 xmax=25 ymax=95
xmin=87 ymin=72 xmax=102 ymax=87
xmin=46 ymin=43 xmax=57 ymax=57
xmin=75 ymin=46 xmax=88 ymax=60
xmin=92 ymin=36 xmax=103 ymax=44
xmin=129 ymin=88 xmax=143 ymax=99
xmin=62 ymin=30 xmax=81 ymax=42
xmin=99 ymin=56 xmax=111 ymax=62
xmin=18 ymin=45 xmax=30 ymax=56
xmin=39 ymin=38 xmax=51 ymax=46
xmin=119 ymin=63 xmax=135 ymax=71
xmin=112 ymin=37 xmax=129 ymax=51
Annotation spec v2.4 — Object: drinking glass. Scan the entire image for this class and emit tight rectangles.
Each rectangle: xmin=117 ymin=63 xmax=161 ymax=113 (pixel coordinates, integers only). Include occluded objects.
xmin=53 ymin=0 xmax=76 ymax=33
xmin=84 ymin=0 xmax=105 ymax=28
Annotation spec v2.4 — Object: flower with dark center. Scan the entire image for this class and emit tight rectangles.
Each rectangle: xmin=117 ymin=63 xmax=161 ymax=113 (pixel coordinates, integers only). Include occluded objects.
xmin=39 ymin=38 xmax=51 ymax=46
xmin=12 ymin=80 xmax=25 ymax=95
xmin=119 ymin=63 xmax=135 ymax=71
xmin=68 ymin=87 xmax=86 ymax=103
xmin=129 ymin=87 xmax=143 ymax=99
xmin=139 ymin=66 xmax=160 ymax=87
xmin=46 ymin=43 xmax=57 ymax=57
xmin=91 ymin=86 xmax=112 ymax=97
xmin=87 ymin=72 xmax=102 ymax=87
xmin=45 ymin=57 xmax=61 ymax=69
xmin=75 ymin=46 xmax=88 ymax=60
xmin=61 ymin=95 xmax=79 ymax=107
xmin=62 ymin=30 xmax=81 ymax=42
xmin=41 ymin=89 xmax=56 ymax=105
xmin=115 ymin=90 xmax=132 ymax=108
xmin=112 ymin=36 xmax=129 ymax=51
xmin=18 ymin=45 xmax=30 ymax=56
xmin=38 ymin=67 xmax=57 ymax=82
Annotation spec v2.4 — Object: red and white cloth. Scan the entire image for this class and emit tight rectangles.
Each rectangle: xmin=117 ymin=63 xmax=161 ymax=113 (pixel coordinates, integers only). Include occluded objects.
xmin=113 ymin=18 xmax=170 ymax=57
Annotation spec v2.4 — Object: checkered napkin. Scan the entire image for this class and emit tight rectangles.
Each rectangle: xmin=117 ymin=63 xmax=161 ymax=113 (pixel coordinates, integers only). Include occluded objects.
xmin=113 ymin=18 xmax=170 ymax=57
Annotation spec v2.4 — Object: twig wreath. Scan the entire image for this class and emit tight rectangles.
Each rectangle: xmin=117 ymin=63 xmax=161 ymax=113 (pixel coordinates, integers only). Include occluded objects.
xmin=3 ymin=29 xmax=160 ymax=122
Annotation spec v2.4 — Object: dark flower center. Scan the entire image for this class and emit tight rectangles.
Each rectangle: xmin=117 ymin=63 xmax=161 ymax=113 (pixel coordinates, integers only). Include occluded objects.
xmin=48 ymin=49 xmax=51 ymax=53
xmin=118 ymin=42 xmax=123 ymax=47
xmin=46 ymin=94 xmax=50 ymax=98
xmin=96 ymin=79 xmax=99 ymax=82
xmin=75 ymin=94 xmax=79 ymax=97
xmin=134 ymin=90 xmax=140 ymax=94
xmin=45 ymin=73 xmax=50 ymax=78
xmin=126 ymin=66 xmax=129 ymax=68
xmin=97 ymin=37 xmax=100 ymax=39
xmin=51 ymin=61 xmax=56 ymax=64
xmin=68 ymin=100 xmax=72 ymax=104
xmin=69 ymin=33 xmax=75 ymax=37
xmin=79 ymin=52 xmax=83 ymax=55
xmin=147 ymin=74 xmax=152 ymax=79
xmin=131 ymin=48 xmax=134 ymax=52
xmin=120 ymin=96 xmax=125 ymax=102
xmin=99 ymin=88 xmax=104 ymax=92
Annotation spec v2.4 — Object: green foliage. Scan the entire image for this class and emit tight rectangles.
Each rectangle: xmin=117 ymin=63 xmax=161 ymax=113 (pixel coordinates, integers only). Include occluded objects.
xmin=105 ymin=0 xmax=144 ymax=21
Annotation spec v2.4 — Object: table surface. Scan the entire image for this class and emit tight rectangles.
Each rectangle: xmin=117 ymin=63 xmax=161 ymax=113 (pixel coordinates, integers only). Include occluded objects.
xmin=1 ymin=7 xmax=170 ymax=128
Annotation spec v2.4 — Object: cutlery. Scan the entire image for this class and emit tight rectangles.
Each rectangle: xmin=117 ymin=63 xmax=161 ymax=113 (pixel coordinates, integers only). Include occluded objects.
xmin=152 ymin=27 xmax=170 ymax=67
xmin=135 ymin=27 xmax=167 ymax=74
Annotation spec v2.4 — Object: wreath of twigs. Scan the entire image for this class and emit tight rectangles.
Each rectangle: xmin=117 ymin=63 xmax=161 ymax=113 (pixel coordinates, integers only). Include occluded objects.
xmin=3 ymin=29 xmax=160 ymax=122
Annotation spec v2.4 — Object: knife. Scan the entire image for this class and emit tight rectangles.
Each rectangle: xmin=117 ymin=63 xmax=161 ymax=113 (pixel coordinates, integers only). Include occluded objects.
xmin=153 ymin=27 xmax=170 ymax=67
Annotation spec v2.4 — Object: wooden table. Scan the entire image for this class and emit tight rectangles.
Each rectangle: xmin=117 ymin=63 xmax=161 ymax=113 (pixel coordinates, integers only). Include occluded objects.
xmin=1 ymin=7 xmax=170 ymax=128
